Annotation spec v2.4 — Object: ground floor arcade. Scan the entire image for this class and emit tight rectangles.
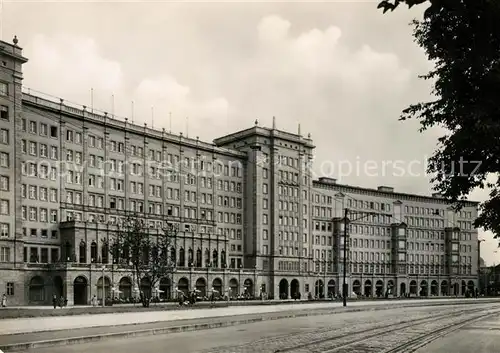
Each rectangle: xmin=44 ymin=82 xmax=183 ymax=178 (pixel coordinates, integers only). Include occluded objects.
xmin=1 ymin=267 xmax=480 ymax=305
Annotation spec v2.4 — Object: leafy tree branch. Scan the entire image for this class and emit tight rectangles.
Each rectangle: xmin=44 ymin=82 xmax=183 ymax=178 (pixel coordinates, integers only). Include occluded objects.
xmin=378 ymin=0 xmax=500 ymax=239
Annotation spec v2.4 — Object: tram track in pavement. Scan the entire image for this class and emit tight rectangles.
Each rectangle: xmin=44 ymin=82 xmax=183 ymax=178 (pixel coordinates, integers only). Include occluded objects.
xmin=284 ymin=306 xmax=500 ymax=353
xmin=381 ymin=307 xmax=500 ymax=353
xmin=197 ymin=304 xmax=498 ymax=353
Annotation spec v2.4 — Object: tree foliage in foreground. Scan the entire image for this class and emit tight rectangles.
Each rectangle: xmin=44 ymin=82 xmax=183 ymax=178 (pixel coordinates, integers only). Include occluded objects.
xmin=378 ymin=0 xmax=500 ymax=239
xmin=107 ymin=216 xmax=176 ymax=305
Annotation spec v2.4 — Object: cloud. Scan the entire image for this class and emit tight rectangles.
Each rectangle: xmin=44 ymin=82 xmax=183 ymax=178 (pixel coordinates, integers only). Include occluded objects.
xmin=24 ymin=34 xmax=124 ymax=106
xmin=23 ymin=34 xmax=229 ymax=134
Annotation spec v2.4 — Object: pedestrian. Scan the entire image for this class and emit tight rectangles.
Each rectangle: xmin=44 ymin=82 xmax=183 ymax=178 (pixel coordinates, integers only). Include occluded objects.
xmin=91 ymin=295 xmax=97 ymax=307
xmin=52 ymin=294 xmax=57 ymax=309
xmin=1 ymin=293 xmax=7 ymax=307
xmin=210 ymin=291 xmax=215 ymax=306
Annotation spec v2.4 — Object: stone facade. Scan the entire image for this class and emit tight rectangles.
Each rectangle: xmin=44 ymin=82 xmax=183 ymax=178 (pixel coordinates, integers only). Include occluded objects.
xmin=0 ymin=38 xmax=480 ymax=306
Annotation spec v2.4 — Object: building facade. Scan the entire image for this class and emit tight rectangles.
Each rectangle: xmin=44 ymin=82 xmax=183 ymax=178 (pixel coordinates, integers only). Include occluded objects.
xmin=0 ymin=38 xmax=480 ymax=305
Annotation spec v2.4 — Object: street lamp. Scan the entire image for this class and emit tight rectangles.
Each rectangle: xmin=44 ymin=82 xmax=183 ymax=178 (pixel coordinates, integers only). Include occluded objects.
xmin=101 ymin=265 xmax=106 ymax=307
xmin=341 ymin=209 xmax=380 ymax=307
xmin=238 ymin=264 xmax=243 ymax=296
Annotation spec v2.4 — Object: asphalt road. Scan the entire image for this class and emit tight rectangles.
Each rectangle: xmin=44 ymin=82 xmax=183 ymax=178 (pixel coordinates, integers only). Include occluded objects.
xmin=19 ymin=302 xmax=500 ymax=353
xmin=415 ymin=313 xmax=500 ymax=353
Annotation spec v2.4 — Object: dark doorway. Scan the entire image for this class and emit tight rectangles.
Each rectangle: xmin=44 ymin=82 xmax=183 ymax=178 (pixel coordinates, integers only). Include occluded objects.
xmin=279 ymin=279 xmax=289 ymax=299
xmin=290 ymin=279 xmax=300 ymax=298
xmin=53 ymin=276 xmax=64 ymax=297
xmin=73 ymin=276 xmax=88 ymax=305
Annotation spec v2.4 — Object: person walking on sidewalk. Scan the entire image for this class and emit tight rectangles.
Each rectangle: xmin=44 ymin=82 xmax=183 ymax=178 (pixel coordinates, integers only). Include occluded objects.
xmin=52 ymin=294 xmax=57 ymax=309
xmin=91 ymin=295 xmax=97 ymax=307
xmin=1 ymin=293 xmax=7 ymax=307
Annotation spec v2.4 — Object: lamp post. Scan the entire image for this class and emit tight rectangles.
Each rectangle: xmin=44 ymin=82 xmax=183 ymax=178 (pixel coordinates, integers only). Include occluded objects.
xmin=253 ymin=265 xmax=257 ymax=299
xmin=238 ymin=264 xmax=242 ymax=296
xmin=101 ymin=265 xmax=105 ymax=307
xmin=342 ymin=209 xmax=379 ymax=307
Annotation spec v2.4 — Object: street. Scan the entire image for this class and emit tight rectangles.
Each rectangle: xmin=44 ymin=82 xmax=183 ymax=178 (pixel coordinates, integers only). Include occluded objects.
xmin=18 ymin=302 xmax=500 ymax=353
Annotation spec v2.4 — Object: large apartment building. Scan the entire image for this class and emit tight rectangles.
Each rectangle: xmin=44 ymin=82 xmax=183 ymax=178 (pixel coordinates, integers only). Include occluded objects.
xmin=0 ymin=37 xmax=480 ymax=305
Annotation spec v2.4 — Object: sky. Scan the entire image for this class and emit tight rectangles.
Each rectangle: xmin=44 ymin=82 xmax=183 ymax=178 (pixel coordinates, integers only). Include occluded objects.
xmin=1 ymin=0 xmax=498 ymax=264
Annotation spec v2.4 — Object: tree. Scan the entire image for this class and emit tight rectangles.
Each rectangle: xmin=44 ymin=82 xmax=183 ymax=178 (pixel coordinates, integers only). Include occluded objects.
xmin=378 ymin=0 xmax=500 ymax=239
xmin=107 ymin=216 xmax=176 ymax=306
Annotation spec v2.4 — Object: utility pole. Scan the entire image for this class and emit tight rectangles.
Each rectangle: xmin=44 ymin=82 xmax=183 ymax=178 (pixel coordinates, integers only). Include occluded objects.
xmin=342 ymin=208 xmax=348 ymax=307
xmin=102 ymin=266 xmax=105 ymax=307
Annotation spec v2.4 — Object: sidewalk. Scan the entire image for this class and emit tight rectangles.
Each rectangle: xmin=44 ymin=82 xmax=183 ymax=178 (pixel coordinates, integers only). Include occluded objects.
xmin=0 ymin=297 xmax=496 ymax=336
xmin=0 ymin=298 xmax=498 ymax=352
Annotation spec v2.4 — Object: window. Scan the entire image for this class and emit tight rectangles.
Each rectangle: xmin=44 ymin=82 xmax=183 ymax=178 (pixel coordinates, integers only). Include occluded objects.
xmin=0 ymin=199 xmax=9 ymax=215
xmin=0 ymin=247 xmax=10 ymax=262
xmin=0 ymin=152 xmax=9 ymax=167
xmin=40 ymin=123 xmax=48 ymax=136
xmin=0 ymin=223 xmax=9 ymax=237
xmin=0 ymin=105 xmax=8 ymax=121
xmin=29 ymin=121 xmax=37 ymax=134
xmin=0 ymin=82 xmax=7 ymax=96
xmin=0 ymin=175 xmax=8 ymax=191
xmin=0 ymin=128 xmax=8 ymax=144
xmin=50 ymin=126 xmax=58 ymax=138
xmin=6 ymin=282 xmax=14 ymax=296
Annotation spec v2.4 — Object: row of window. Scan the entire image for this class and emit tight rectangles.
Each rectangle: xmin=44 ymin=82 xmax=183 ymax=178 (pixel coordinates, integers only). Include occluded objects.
xmin=59 ymin=127 xmax=244 ymax=178
xmin=23 ymin=246 xmax=60 ymax=263
xmin=23 ymin=227 xmax=58 ymax=239
xmin=21 ymin=119 xmax=59 ymax=138
xmin=21 ymin=206 xmax=58 ymax=223
xmin=21 ymin=139 xmax=58 ymax=159
xmin=347 ymin=198 xmax=393 ymax=212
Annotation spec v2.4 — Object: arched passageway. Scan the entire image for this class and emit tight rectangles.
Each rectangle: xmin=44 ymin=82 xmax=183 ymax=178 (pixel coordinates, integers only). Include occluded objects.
xmin=387 ymin=280 xmax=394 ymax=295
xmin=29 ymin=276 xmax=45 ymax=303
xmin=229 ymin=278 xmax=239 ymax=298
xmin=353 ymin=280 xmax=361 ymax=296
xmin=140 ymin=277 xmax=151 ymax=298
xmin=364 ymin=280 xmax=372 ymax=297
xmin=420 ymin=281 xmax=428 ymax=296
xmin=441 ymin=281 xmax=448 ymax=296
xmin=279 ymin=279 xmax=289 ymax=299
xmin=177 ymin=277 xmax=189 ymax=296
xmin=409 ymin=280 xmax=418 ymax=295
xmin=73 ymin=276 xmax=88 ymax=305
xmin=159 ymin=277 xmax=171 ymax=300
xmin=291 ymin=279 xmax=300 ymax=299
xmin=118 ymin=277 xmax=132 ymax=299
xmin=375 ymin=280 xmax=383 ymax=297
xmin=53 ymin=276 xmax=63 ymax=298
xmin=315 ymin=280 xmax=324 ymax=298
xmin=212 ymin=278 xmax=223 ymax=296
xmin=244 ymin=278 xmax=254 ymax=298
xmin=431 ymin=280 xmax=439 ymax=296
xmin=97 ymin=276 xmax=111 ymax=300
xmin=196 ymin=278 xmax=207 ymax=297
xmin=467 ymin=280 xmax=475 ymax=294
xmin=400 ymin=282 xmax=406 ymax=296
xmin=327 ymin=280 xmax=336 ymax=298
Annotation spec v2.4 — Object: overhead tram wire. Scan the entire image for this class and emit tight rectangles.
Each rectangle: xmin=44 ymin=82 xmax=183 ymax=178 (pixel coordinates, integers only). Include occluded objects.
xmin=12 ymin=89 xmax=369 ymax=210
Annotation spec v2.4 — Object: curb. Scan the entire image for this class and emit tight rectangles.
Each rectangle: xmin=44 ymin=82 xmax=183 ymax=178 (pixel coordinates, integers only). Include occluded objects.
xmin=0 ymin=299 xmax=497 ymax=352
